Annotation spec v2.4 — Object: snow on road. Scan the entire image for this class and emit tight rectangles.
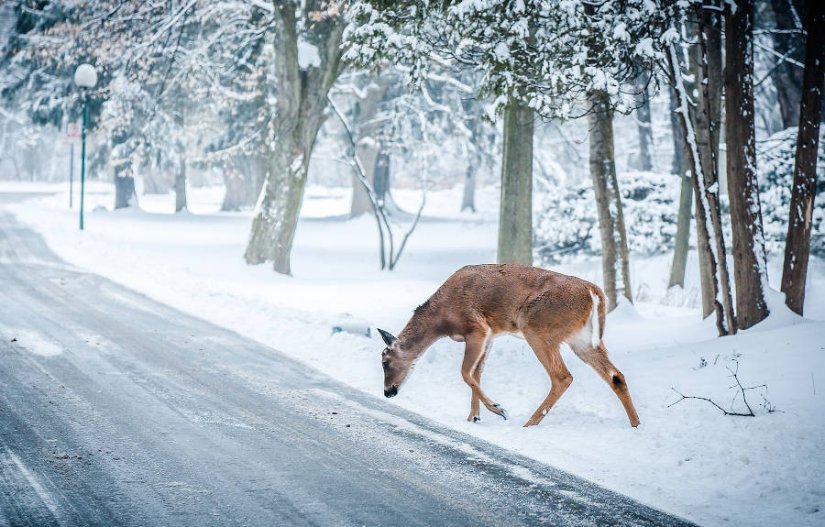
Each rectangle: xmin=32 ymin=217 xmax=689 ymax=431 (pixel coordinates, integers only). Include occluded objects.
xmin=4 ymin=328 xmax=63 ymax=357
xmin=5 ymin=182 xmax=824 ymax=527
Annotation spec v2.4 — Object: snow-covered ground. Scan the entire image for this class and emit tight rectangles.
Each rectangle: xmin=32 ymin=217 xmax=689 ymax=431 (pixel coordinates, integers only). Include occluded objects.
xmin=4 ymin=181 xmax=824 ymax=527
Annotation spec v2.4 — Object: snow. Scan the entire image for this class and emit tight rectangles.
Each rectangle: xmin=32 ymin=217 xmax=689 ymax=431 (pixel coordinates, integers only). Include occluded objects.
xmin=4 ymin=451 xmax=61 ymax=518
xmin=297 ymin=38 xmax=321 ymax=69
xmin=4 ymin=182 xmax=825 ymax=527
xmin=536 ymin=171 xmax=681 ymax=261
xmin=3 ymin=328 xmax=63 ymax=357
xmin=493 ymin=41 xmax=510 ymax=61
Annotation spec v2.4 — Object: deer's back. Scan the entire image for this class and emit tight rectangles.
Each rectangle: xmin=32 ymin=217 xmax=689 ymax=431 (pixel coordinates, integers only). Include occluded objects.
xmin=432 ymin=264 xmax=597 ymax=340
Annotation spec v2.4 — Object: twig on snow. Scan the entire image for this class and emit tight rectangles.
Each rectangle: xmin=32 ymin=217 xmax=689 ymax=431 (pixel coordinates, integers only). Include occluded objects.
xmin=669 ymin=359 xmax=775 ymax=417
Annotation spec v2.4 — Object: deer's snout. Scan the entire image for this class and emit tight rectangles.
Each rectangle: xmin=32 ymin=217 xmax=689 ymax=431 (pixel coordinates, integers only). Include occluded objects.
xmin=384 ymin=385 xmax=399 ymax=398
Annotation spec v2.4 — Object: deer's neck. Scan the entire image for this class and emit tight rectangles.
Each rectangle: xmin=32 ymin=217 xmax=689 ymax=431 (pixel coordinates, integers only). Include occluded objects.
xmin=397 ymin=303 xmax=444 ymax=362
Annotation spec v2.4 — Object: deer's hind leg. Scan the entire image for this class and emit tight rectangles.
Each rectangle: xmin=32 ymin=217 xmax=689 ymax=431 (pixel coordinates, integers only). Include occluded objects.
xmin=462 ymin=331 xmax=507 ymax=422
xmin=523 ymin=332 xmax=573 ymax=427
xmin=568 ymin=340 xmax=640 ymax=428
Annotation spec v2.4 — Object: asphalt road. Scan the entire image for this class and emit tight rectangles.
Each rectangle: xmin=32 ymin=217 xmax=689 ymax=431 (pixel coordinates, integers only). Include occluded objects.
xmin=0 ymin=193 xmax=695 ymax=527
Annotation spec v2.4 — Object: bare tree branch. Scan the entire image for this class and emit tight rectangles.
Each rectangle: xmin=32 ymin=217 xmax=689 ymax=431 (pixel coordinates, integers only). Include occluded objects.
xmin=669 ymin=360 xmax=775 ymax=417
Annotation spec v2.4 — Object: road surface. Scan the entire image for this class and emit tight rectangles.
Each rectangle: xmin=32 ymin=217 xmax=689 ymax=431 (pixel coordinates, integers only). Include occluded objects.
xmin=0 ymin=193 xmax=695 ymax=526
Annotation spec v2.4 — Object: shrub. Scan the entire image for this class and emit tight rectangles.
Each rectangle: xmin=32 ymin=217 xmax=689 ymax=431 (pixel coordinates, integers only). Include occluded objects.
xmin=535 ymin=171 xmax=679 ymax=263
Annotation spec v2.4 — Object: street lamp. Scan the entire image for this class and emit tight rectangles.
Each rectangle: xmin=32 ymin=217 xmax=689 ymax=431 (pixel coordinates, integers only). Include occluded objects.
xmin=74 ymin=64 xmax=97 ymax=230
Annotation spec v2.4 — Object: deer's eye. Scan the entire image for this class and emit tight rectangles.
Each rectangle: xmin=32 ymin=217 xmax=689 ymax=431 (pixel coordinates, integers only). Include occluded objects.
xmin=382 ymin=360 xmax=390 ymax=370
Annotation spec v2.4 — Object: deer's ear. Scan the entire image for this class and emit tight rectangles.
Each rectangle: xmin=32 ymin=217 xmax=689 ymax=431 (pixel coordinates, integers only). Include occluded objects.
xmin=377 ymin=328 xmax=397 ymax=347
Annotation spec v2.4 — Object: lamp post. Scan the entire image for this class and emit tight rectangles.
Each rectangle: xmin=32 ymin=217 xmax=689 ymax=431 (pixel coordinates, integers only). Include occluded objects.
xmin=73 ymin=64 xmax=97 ymax=230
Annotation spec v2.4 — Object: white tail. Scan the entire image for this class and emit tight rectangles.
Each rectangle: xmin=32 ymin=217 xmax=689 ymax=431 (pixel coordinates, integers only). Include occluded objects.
xmin=589 ymin=291 xmax=602 ymax=348
xmin=377 ymin=264 xmax=640 ymax=428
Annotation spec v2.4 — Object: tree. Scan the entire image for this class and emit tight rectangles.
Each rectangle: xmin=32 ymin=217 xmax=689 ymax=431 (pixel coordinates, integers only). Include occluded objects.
xmin=726 ymin=0 xmax=770 ymax=329
xmin=459 ymin=95 xmax=497 ymax=214
xmin=327 ymin=94 xmax=426 ymax=271
xmin=498 ymin=98 xmax=534 ymax=265
xmin=668 ymin=86 xmax=693 ymax=290
xmin=664 ymin=2 xmax=737 ymax=335
xmin=692 ymin=1 xmax=726 ymax=319
xmin=207 ymin=39 xmax=273 ymax=212
xmin=0 ymin=1 xmax=79 ymax=127
xmin=1 ymin=1 xmax=219 ymax=211
xmin=109 ymin=121 xmax=139 ymax=209
xmin=244 ymin=2 xmax=346 ymax=274
xmin=589 ymin=91 xmax=632 ymax=308
xmin=666 ymin=1 xmax=727 ymax=318
xmin=769 ymin=0 xmax=806 ymax=129
xmin=781 ymin=0 xmax=825 ymax=315
xmin=346 ymin=75 xmax=393 ymax=218
xmin=634 ymin=74 xmax=654 ymax=172
xmin=347 ymin=1 xmax=669 ymax=284
xmin=461 ymin=101 xmax=482 ymax=213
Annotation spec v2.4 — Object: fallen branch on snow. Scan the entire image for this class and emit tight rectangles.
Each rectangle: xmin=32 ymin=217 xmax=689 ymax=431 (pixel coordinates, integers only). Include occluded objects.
xmin=669 ymin=359 xmax=776 ymax=417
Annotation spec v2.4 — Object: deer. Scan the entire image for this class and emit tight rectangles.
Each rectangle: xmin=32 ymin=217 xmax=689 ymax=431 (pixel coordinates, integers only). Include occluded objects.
xmin=377 ymin=264 xmax=640 ymax=428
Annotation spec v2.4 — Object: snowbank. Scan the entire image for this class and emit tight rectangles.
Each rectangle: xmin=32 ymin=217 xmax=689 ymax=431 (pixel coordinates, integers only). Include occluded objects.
xmin=4 ymin=182 xmax=824 ymax=527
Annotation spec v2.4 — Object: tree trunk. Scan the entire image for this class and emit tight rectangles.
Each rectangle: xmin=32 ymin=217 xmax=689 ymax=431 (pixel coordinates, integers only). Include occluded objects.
xmin=770 ymin=0 xmax=806 ymax=129
xmin=251 ymin=152 xmax=268 ymax=204
xmin=668 ymin=170 xmax=693 ymax=289
xmin=461 ymin=164 xmax=477 ymax=212
xmin=349 ymin=142 xmax=380 ymax=218
xmin=142 ymin=151 xmax=169 ymax=194
xmin=244 ymin=1 xmax=344 ymax=274
xmin=781 ymin=0 xmax=824 ymax=315
xmin=692 ymin=2 xmax=725 ymax=318
xmin=668 ymin=82 xmax=695 ymax=290
xmin=668 ymin=80 xmax=703 ymax=295
xmin=670 ymin=86 xmax=686 ymax=176
xmin=667 ymin=42 xmax=737 ymax=336
xmin=462 ymin=99 xmax=488 ymax=213
xmin=112 ymin=139 xmax=137 ymax=209
xmin=497 ymin=98 xmax=533 ymax=266
xmin=589 ymin=90 xmax=633 ymax=310
xmin=635 ymin=75 xmax=654 ymax=172
xmin=114 ymin=176 xmax=137 ymax=209
xmin=373 ymin=148 xmax=390 ymax=205
xmin=174 ymin=154 xmax=187 ymax=213
xmin=726 ymin=0 xmax=770 ymax=329
xmin=222 ymin=156 xmax=258 ymax=211
xmin=245 ymin=129 xmax=314 ymax=273
xmin=221 ymin=170 xmax=247 ymax=212
xmin=174 ymin=106 xmax=188 ymax=213
xmin=372 ymin=148 xmax=405 ymax=216
xmin=350 ymin=79 xmax=391 ymax=218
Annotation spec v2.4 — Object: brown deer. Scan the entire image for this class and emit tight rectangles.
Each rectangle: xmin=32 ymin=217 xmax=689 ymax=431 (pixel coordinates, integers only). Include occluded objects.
xmin=377 ymin=264 xmax=640 ymax=427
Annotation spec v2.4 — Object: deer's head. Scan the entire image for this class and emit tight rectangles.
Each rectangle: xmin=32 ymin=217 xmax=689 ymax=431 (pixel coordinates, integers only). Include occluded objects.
xmin=378 ymin=328 xmax=411 ymax=398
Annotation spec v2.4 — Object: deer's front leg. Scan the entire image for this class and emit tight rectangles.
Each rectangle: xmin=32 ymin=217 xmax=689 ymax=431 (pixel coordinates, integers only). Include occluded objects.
xmin=461 ymin=331 xmax=507 ymax=422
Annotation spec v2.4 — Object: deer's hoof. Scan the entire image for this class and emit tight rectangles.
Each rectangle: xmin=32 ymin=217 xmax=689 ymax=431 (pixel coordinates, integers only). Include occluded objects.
xmin=492 ymin=404 xmax=508 ymax=421
xmin=473 ymin=416 xmax=481 ymax=423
